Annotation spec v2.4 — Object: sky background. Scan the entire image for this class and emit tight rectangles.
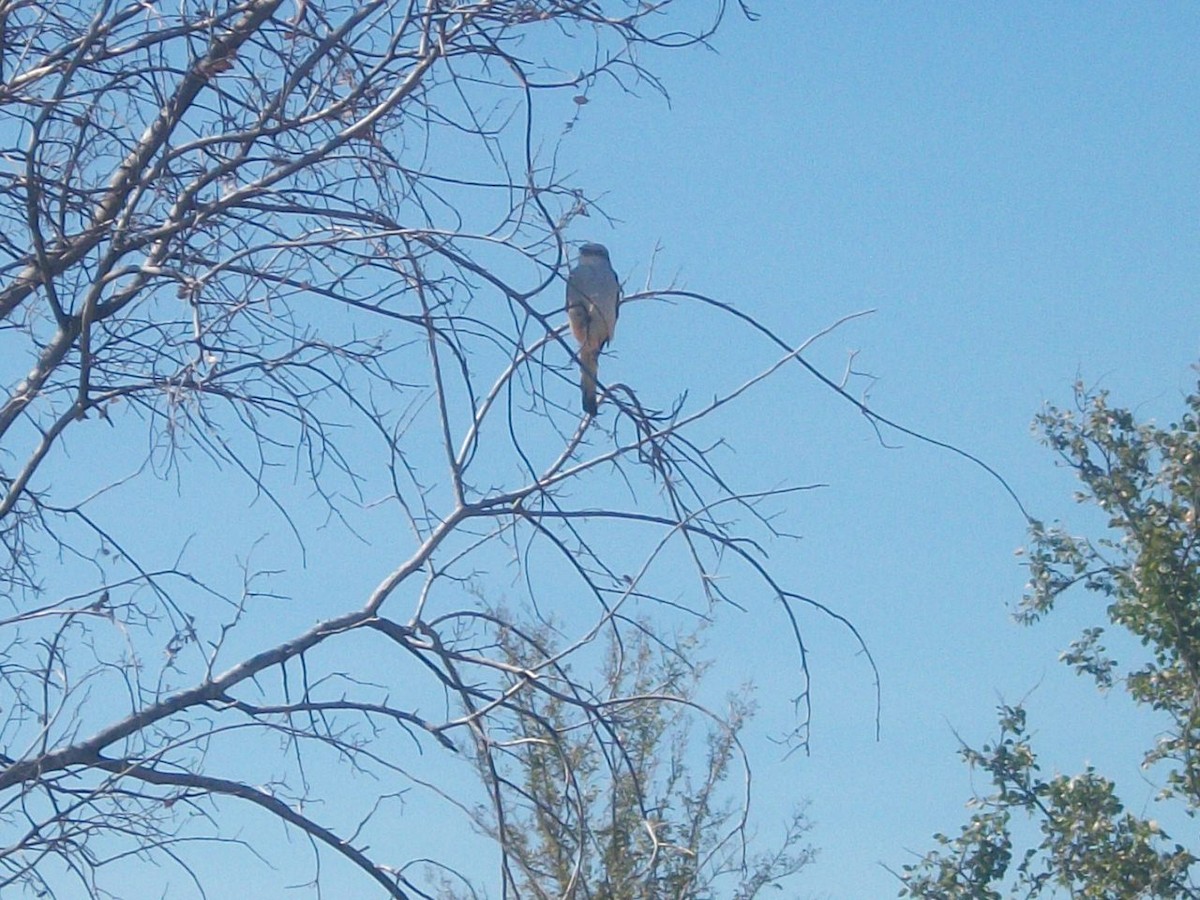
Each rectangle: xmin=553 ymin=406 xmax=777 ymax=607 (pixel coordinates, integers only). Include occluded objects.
xmin=7 ymin=4 xmax=1200 ymax=898
xmin=554 ymin=4 xmax=1199 ymax=896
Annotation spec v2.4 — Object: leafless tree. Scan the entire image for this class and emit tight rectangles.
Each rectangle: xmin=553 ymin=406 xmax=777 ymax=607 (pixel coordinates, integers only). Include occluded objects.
xmin=0 ymin=1 xmax=884 ymax=897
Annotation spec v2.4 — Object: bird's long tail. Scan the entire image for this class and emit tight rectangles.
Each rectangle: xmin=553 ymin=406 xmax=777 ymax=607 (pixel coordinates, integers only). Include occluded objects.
xmin=580 ymin=346 xmax=599 ymax=416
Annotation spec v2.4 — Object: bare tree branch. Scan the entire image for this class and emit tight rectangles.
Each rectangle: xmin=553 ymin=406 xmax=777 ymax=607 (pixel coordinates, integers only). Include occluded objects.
xmin=0 ymin=1 xmax=983 ymax=895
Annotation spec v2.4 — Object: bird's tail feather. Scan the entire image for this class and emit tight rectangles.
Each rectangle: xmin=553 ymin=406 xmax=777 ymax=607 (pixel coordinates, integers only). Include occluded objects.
xmin=580 ymin=348 xmax=599 ymax=416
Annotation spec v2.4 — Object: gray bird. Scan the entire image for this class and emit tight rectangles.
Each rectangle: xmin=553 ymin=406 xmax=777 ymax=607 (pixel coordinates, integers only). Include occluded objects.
xmin=565 ymin=243 xmax=620 ymax=415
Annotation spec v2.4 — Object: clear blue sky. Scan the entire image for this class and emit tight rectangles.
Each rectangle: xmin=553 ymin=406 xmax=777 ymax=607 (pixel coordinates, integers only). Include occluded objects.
xmin=558 ymin=4 xmax=1199 ymax=895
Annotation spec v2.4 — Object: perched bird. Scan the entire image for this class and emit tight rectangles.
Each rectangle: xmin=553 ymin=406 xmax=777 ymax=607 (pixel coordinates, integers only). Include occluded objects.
xmin=565 ymin=242 xmax=620 ymax=415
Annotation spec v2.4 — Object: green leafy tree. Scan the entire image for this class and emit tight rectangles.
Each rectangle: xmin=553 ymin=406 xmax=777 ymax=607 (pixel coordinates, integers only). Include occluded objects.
xmin=448 ymin=618 xmax=813 ymax=899
xmin=900 ymin=378 xmax=1200 ymax=898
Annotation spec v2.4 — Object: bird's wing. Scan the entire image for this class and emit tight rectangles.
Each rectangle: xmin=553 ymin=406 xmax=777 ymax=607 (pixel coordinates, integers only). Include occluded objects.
xmin=566 ymin=272 xmax=592 ymax=344
xmin=599 ymin=266 xmax=619 ymax=342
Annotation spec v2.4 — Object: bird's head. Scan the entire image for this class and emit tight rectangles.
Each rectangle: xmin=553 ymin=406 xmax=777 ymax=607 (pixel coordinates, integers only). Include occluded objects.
xmin=577 ymin=242 xmax=610 ymax=260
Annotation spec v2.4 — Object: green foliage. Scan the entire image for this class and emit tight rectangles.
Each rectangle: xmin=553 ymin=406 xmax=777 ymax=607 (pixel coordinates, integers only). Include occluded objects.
xmin=900 ymin=379 xmax=1200 ymax=898
xmin=460 ymin=620 xmax=813 ymax=899
xmin=900 ymin=704 xmax=1193 ymax=898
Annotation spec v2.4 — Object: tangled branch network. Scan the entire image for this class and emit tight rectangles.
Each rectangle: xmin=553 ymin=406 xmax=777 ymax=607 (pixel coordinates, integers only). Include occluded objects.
xmin=0 ymin=2 xmax=1011 ymax=897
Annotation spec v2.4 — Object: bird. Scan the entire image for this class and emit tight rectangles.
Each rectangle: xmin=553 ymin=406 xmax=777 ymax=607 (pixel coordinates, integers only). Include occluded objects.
xmin=565 ymin=242 xmax=620 ymax=415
